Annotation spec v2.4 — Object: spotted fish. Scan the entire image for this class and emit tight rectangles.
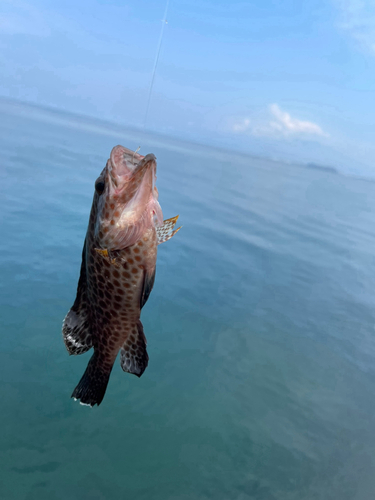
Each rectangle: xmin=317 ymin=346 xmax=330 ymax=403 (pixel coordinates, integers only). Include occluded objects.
xmin=62 ymin=145 xmax=181 ymax=406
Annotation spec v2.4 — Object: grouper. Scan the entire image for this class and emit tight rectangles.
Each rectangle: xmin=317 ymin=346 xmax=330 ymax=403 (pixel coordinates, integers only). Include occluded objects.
xmin=62 ymin=145 xmax=180 ymax=406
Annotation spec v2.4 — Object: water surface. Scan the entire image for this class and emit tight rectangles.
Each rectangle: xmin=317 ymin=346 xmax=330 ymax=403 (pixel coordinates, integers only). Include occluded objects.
xmin=1 ymin=100 xmax=375 ymax=500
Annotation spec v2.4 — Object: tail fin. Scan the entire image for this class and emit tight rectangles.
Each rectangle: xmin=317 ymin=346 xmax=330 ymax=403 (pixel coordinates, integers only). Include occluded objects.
xmin=71 ymin=351 xmax=113 ymax=407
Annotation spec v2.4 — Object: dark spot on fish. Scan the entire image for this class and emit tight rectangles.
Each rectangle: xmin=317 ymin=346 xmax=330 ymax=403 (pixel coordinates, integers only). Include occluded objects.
xmin=110 ymin=220 xmax=115 ymax=225
xmin=113 ymin=279 xmax=120 ymax=287
xmin=110 ymin=203 xmax=115 ymax=210
xmin=113 ymin=270 xmax=120 ymax=278
xmin=123 ymin=271 xmax=131 ymax=279
xmin=105 ymin=291 xmax=112 ymax=300
xmin=114 ymin=211 xmax=120 ymax=217
xmin=99 ymin=300 xmax=106 ymax=308
xmin=128 ymin=258 xmax=134 ymax=265
xmin=135 ymin=256 xmax=141 ymax=262
xmin=133 ymin=247 xmax=140 ymax=254
xmin=104 ymin=269 xmax=110 ymax=279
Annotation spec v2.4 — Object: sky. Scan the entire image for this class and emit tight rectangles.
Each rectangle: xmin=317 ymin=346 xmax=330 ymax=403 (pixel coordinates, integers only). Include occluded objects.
xmin=1 ymin=0 xmax=375 ymax=175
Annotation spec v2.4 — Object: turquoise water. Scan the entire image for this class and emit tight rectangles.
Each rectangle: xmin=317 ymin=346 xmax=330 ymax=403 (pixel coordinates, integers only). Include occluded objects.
xmin=1 ymin=99 xmax=375 ymax=499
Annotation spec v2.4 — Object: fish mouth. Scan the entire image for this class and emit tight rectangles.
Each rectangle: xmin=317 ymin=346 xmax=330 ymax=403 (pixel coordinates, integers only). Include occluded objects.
xmin=108 ymin=145 xmax=156 ymax=195
xmin=95 ymin=145 xmax=162 ymax=247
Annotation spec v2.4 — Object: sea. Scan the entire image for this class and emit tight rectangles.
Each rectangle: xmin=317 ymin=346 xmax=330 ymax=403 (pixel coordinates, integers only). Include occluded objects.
xmin=1 ymin=98 xmax=375 ymax=500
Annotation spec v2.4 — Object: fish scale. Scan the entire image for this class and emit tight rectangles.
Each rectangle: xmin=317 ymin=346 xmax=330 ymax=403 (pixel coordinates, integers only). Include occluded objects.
xmin=62 ymin=145 xmax=181 ymax=406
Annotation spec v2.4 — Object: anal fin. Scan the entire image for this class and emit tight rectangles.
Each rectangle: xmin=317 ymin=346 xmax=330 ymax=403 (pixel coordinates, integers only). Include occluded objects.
xmin=120 ymin=320 xmax=149 ymax=377
xmin=156 ymin=215 xmax=181 ymax=245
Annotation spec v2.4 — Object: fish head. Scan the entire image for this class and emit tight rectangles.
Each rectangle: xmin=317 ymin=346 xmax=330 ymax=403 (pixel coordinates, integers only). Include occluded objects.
xmin=94 ymin=145 xmax=163 ymax=249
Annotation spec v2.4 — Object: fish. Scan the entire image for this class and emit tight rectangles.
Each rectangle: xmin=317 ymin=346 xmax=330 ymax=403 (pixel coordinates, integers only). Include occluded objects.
xmin=62 ymin=145 xmax=181 ymax=407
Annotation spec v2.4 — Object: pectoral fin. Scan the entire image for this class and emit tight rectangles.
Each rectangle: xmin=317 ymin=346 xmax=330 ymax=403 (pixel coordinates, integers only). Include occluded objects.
xmin=94 ymin=248 xmax=121 ymax=267
xmin=156 ymin=215 xmax=181 ymax=245
xmin=120 ymin=321 xmax=149 ymax=377
xmin=62 ymin=241 xmax=93 ymax=355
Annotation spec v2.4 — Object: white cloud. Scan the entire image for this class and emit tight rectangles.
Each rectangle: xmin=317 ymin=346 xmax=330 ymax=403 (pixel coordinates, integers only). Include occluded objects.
xmin=230 ymin=104 xmax=328 ymax=139
xmin=268 ymin=104 xmax=326 ymax=136
xmin=334 ymin=0 xmax=375 ymax=53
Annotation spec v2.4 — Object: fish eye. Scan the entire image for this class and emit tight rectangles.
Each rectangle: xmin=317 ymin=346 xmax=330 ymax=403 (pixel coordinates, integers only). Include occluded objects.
xmin=95 ymin=181 xmax=105 ymax=195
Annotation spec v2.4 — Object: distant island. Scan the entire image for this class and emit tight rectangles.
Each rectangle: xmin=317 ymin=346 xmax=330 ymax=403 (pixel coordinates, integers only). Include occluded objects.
xmin=305 ymin=162 xmax=338 ymax=174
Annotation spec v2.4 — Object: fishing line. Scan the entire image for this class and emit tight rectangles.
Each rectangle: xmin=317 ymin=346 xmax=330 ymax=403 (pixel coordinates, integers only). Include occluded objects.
xmin=143 ymin=0 xmax=170 ymax=130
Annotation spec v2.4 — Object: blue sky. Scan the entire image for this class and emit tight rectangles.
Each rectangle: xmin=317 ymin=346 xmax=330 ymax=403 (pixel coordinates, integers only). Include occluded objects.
xmin=1 ymin=0 xmax=375 ymax=175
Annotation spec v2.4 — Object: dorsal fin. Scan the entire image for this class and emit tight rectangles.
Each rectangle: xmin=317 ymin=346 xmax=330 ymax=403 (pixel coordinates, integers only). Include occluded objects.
xmin=62 ymin=241 xmax=93 ymax=355
xmin=156 ymin=215 xmax=181 ymax=245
